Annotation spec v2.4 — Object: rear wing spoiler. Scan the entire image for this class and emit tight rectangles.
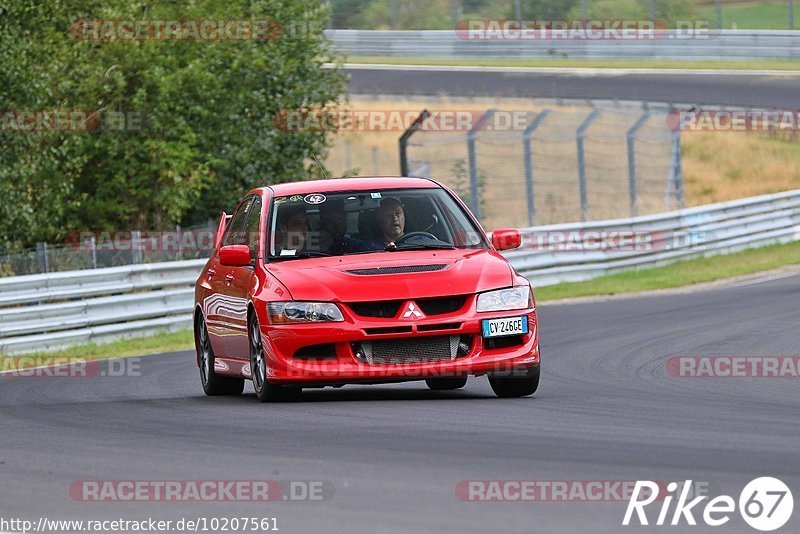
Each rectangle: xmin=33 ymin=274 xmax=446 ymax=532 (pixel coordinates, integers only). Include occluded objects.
xmin=213 ymin=212 xmax=232 ymax=250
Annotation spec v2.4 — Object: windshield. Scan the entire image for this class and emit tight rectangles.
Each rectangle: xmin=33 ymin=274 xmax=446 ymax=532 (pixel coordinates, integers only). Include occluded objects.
xmin=267 ymin=188 xmax=487 ymax=260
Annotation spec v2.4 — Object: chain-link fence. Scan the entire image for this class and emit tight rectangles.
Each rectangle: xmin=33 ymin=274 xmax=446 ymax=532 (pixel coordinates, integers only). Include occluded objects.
xmin=402 ymin=104 xmax=682 ymax=231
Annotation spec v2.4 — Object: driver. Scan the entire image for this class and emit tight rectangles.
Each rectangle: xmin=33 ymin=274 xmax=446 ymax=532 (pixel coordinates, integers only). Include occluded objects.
xmin=376 ymin=197 xmax=405 ymax=245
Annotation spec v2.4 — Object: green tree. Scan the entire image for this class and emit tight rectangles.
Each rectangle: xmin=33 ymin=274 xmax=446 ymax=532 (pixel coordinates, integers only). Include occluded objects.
xmin=0 ymin=0 xmax=345 ymax=250
xmin=330 ymin=0 xmax=373 ymax=28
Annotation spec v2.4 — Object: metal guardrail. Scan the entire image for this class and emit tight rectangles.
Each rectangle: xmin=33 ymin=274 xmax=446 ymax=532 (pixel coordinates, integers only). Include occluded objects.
xmin=0 ymin=260 xmax=205 ymax=354
xmin=327 ymin=29 xmax=800 ymax=60
xmin=1 ymin=190 xmax=799 ymax=354
xmin=507 ymin=189 xmax=800 ymax=286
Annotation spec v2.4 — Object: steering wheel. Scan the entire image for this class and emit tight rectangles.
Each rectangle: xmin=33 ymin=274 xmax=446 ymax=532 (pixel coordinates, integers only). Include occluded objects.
xmin=393 ymin=231 xmax=438 ymax=245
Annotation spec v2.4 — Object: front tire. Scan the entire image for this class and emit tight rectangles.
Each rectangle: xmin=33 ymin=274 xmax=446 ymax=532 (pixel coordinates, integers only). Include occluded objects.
xmin=249 ymin=313 xmax=301 ymax=402
xmin=195 ymin=314 xmax=244 ymax=396
xmin=425 ymin=377 xmax=468 ymax=390
xmin=488 ymin=365 xmax=539 ymax=398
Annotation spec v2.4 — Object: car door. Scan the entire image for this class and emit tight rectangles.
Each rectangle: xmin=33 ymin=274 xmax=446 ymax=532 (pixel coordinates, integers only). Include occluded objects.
xmin=221 ymin=195 xmax=263 ymax=359
xmin=210 ymin=195 xmax=254 ymax=358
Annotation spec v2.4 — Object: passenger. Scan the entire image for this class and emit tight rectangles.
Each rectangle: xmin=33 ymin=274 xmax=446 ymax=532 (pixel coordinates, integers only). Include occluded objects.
xmin=275 ymin=205 xmax=309 ymax=254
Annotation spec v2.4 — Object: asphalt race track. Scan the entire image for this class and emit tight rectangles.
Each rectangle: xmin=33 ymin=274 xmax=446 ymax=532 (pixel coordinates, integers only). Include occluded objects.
xmin=345 ymin=65 xmax=800 ymax=108
xmin=2 ymin=271 xmax=798 ymax=533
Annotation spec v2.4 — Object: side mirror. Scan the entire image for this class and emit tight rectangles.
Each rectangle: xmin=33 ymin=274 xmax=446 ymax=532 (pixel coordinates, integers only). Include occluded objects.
xmin=219 ymin=244 xmax=252 ymax=267
xmin=491 ymin=228 xmax=522 ymax=251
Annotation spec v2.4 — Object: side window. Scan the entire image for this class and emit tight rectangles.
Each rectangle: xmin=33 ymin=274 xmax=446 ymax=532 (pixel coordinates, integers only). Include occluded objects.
xmin=244 ymin=196 xmax=263 ymax=262
xmin=223 ymin=196 xmax=254 ymax=247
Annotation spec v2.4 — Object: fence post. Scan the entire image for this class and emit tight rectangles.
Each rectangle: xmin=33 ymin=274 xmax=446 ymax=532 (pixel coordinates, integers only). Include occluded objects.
xmin=372 ymin=146 xmax=380 ymax=175
xmin=666 ymin=131 xmax=685 ymax=210
xmin=344 ymin=138 xmax=352 ymax=171
xmin=626 ymin=111 xmax=651 ymax=218
xmin=399 ymin=109 xmax=430 ymax=176
xmin=176 ymin=224 xmax=183 ymax=261
xmin=90 ymin=235 xmax=97 ymax=269
xmin=674 ymin=132 xmax=685 ymax=208
xmin=522 ymin=109 xmax=551 ymax=227
xmin=467 ymin=109 xmax=496 ymax=221
xmin=36 ymin=242 xmax=49 ymax=274
xmin=576 ymin=108 xmax=602 ymax=222
xmin=132 ymin=230 xmax=142 ymax=264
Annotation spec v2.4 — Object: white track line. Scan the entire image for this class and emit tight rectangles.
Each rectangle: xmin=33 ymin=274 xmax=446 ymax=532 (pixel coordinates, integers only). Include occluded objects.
xmin=337 ymin=62 xmax=800 ymax=77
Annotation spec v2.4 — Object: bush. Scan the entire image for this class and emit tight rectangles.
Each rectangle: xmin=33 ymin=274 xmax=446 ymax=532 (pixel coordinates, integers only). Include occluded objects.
xmin=0 ymin=0 xmax=345 ymax=250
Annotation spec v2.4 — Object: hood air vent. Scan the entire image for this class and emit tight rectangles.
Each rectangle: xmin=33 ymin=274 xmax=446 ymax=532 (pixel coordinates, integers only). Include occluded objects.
xmin=345 ymin=264 xmax=447 ymax=276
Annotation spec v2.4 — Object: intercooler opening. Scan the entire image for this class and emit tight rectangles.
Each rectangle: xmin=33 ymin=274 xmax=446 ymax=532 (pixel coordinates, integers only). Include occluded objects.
xmin=352 ymin=335 xmax=472 ymax=365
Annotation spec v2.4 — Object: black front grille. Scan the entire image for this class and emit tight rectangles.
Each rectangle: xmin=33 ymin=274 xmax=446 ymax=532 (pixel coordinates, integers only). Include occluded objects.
xmin=416 ymin=295 xmax=468 ymax=315
xmin=345 ymin=264 xmax=447 ymax=276
xmin=484 ymin=335 xmax=524 ymax=350
xmin=353 ymin=335 xmax=472 ymax=365
xmin=349 ymin=295 xmax=468 ymax=319
xmin=417 ymin=322 xmax=461 ymax=332
xmin=294 ymin=343 xmax=337 ymax=360
xmin=364 ymin=326 xmax=413 ymax=335
xmin=349 ymin=301 xmax=403 ymax=318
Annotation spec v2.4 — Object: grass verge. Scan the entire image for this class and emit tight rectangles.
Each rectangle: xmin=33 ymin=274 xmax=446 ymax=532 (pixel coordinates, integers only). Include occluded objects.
xmin=345 ymin=56 xmax=800 ymax=71
xmin=536 ymin=240 xmax=800 ymax=301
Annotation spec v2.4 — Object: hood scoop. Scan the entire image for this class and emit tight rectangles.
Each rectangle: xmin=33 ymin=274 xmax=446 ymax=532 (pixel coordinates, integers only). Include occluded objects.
xmin=345 ymin=264 xmax=448 ymax=276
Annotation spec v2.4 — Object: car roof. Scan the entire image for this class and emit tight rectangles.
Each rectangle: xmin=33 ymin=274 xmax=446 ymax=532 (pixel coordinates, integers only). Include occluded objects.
xmin=259 ymin=176 xmax=439 ymax=197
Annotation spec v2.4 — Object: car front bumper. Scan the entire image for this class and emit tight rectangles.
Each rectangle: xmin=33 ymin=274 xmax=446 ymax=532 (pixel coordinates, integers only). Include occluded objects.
xmin=259 ymin=307 xmax=539 ymax=385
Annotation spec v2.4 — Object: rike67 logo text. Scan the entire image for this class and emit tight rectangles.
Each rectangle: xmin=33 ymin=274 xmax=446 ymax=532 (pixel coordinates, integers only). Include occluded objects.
xmin=623 ymin=477 xmax=793 ymax=531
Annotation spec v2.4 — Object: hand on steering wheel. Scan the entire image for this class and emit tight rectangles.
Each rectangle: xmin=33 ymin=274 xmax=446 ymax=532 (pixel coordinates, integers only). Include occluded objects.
xmin=393 ymin=231 xmax=438 ymax=245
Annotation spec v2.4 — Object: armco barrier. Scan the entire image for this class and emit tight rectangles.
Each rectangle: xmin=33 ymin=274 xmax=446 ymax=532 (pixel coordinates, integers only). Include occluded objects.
xmin=327 ymin=29 xmax=800 ymax=61
xmin=1 ymin=191 xmax=799 ymax=354
xmin=0 ymin=260 xmax=205 ymax=354
xmin=507 ymin=189 xmax=800 ymax=286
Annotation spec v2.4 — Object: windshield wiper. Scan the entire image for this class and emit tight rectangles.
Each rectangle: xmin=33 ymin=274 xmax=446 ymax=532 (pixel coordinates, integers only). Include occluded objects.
xmin=385 ymin=243 xmax=456 ymax=251
xmin=270 ymin=251 xmax=333 ymax=261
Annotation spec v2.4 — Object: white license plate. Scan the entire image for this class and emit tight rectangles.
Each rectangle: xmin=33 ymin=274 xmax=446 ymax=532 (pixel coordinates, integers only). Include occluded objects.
xmin=481 ymin=316 xmax=529 ymax=338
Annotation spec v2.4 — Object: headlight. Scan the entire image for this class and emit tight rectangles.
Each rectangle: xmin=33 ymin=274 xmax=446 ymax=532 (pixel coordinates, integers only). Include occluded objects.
xmin=267 ymin=302 xmax=344 ymax=324
xmin=476 ymin=286 xmax=532 ymax=312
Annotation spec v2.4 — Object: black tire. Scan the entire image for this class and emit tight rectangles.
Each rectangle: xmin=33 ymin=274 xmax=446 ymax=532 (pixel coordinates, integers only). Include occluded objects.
xmin=425 ymin=377 xmax=468 ymax=390
xmin=195 ymin=314 xmax=244 ymax=396
xmin=488 ymin=365 xmax=540 ymax=398
xmin=249 ymin=313 xmax=302 ymax=403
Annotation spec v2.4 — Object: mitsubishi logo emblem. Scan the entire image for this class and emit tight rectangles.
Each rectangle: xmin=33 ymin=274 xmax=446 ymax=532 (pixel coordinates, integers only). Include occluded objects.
xmin=401 ymin=302 xmax=425 ymax=320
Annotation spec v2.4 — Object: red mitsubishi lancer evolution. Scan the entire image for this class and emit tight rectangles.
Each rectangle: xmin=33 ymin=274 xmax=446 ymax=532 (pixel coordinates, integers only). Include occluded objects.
xmin=193 ymin=177 xmax=539 ymax=401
